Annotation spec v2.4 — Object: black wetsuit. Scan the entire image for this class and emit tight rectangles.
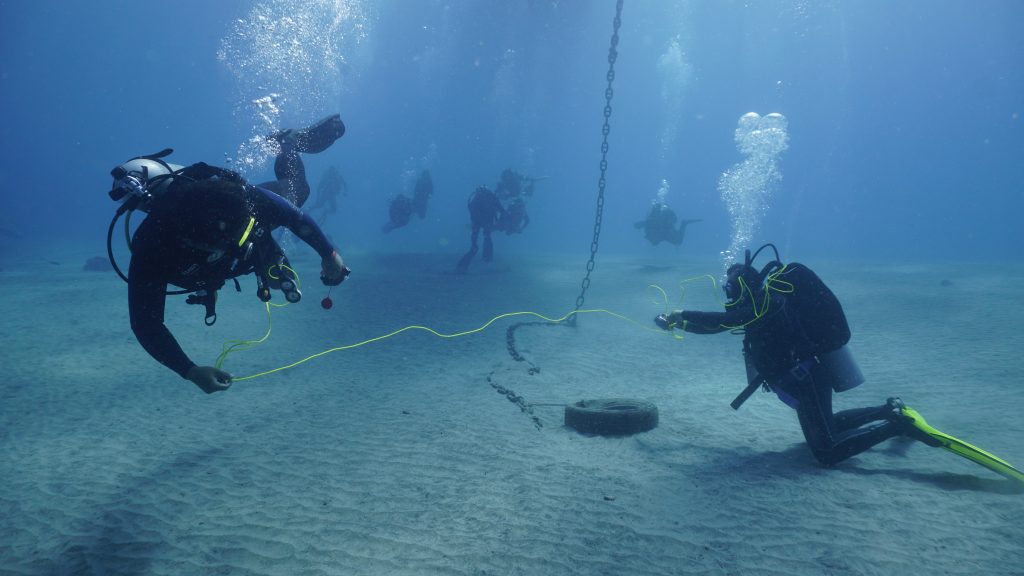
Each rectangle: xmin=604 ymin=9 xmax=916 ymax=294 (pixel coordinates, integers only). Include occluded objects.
xmin=456 ymin=187 xmax=505 ymax=272
xmin=383 ymin=194 xmax=413 ymax=233
xmin=498 ymin=198 xmax=529 ymax=235
xmin=128 ymin=186 xmax=334 ymax=378
xmin=636 ymin=205 xmax=700 ymax=246
xmin=677 ymin=263 xmax=902 ymax=466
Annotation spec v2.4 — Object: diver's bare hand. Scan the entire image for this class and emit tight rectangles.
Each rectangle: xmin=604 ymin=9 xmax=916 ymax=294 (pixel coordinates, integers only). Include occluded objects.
xmin=186 ymin=365 xmax=233 ymax=394
xmin=321 ymin=250 xmax=351 ymax=286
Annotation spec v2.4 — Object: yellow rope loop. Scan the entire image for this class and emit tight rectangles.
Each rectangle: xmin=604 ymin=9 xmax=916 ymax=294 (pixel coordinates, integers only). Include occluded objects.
xmin=646 ymin=284 xmax=670 ymax=313
xmin=720 ymin=263 xmax=798 ymax=331
xmin=649 ymin=274 xmax=725 ymax=341
xmin=765 ymin=264 xmax=794 ymax=294
xmin=267 ymin=263 xmax=301 ymax=289
xmin=215 ymin=301 xmax=274 ymax=369
xmin=649 ymin=273 xmax=724 ymax=312
xmin=720 ymin=276 xmax=769 ymax=330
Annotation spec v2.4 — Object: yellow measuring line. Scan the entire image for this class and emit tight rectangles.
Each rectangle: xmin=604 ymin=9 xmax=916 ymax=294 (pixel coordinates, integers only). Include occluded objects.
xmin=221 ymin=306 xmax=661 ymax=382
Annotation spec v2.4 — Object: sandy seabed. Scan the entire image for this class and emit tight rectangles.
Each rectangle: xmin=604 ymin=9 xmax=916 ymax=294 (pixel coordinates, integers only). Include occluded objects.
xmin=1 ymin=247 xmax=1022 ymax=575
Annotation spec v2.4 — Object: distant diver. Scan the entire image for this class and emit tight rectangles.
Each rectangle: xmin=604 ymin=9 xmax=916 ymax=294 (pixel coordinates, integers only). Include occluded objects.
xmin=495 ymin=168 xmax=544 ymax=201
xmin=308 ymin=165 xmax=347 ymax=225
xmin=493 ymin=168 xmax=537 ymax=236
xmin=412 ymin=169 xmax=433 ymax=220
xmin=455 ymin=186 xmax=505 ymax=273
xmin=497 ymin=197 xmax=529 ymax=235
xmin=382 ymin=194 xmax=413 ymax=233
xmin=635 ymin=202 xmax=700 ymax=246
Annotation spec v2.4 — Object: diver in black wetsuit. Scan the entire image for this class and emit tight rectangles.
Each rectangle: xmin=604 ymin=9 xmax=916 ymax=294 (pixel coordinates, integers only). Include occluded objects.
xmin=635 ymin=203 xmax=700 ymax=246
xmin=382 ymin=170 xmax=432 ymax=233
xmin=655 ymin=244 xmax=922 ymax=466
xmin=456 ymin=186 xmax=505 ymax=273
xmin=112 ymin=115 xmax=350 ymax=394
xmin=497 ymin=197 xmax=529 ymax=235
xmin=382 ymin=194 xmax=413 ymax=233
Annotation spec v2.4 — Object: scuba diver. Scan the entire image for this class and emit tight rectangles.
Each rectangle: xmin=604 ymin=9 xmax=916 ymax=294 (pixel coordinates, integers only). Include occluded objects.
xmin=455 ymin=186 xmax=505 ymax=273
xmin=495 ymin=168 xmax=544 ymax=201
xmin=108 ymin=114 xmax=351 ymax=394
xmin=635 ymin=202 xmax=701 ymax=246
xmin=654 ymin=244 xmax=933 ymax=467
xmin=383 ymin=169 xmax=432 ymax=233
xmin=308 ymin=165 xmax=347 ymax=226
xmin=382 ymin=194 xmax=413 ymax=233
xmin=495 ymin=168 xmax=525 ymax=200
xmin=492 ymin=168 xmax=537 ymax=236
xmin=497 ymin=197 xmax=529 ymax=235
xmin=412 ymin=169 xmax=433 ymax=220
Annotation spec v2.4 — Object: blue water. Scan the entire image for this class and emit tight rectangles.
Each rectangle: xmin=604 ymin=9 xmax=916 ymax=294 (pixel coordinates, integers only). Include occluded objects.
xmin=2 ymin=3 xmax=1024 ymax=573
xmin=2 ymin=0 xmax=1022 ymax=263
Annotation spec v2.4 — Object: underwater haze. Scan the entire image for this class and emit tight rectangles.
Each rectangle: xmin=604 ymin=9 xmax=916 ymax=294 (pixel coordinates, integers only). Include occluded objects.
xmin=0 ymin=0 xmax=1021 ymax=261
xmin=2 ymin=1 xmax=1024 ymax=575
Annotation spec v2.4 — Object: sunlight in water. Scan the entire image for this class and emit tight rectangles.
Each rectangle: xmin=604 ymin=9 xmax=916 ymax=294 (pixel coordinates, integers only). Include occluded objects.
xmin=217 ymin=0 xmax=368 ymax=175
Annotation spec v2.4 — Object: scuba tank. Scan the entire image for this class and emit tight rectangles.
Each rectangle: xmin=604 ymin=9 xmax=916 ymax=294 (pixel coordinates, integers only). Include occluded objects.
xmin=106 ymin=149 xmax=186 ymax=285
xmin=108 ymin=148 xmax=184 ymax=213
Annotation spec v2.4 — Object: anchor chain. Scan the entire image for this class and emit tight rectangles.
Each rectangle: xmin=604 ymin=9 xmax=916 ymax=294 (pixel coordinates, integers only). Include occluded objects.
xmin=498 ymin=1 xmax=626 ymax=431
xmin=574 ymin=0 xmax=623 ymax=312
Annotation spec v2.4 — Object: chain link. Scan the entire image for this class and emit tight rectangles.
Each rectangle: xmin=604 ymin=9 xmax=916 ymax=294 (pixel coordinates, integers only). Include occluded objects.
xmin=575 ymin=0 xmax=623 ymax=312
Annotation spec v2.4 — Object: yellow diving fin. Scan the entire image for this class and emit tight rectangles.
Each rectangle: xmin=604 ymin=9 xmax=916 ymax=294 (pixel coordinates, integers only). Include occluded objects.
xmin=901 ymin=406 xmax=1024 ymax=483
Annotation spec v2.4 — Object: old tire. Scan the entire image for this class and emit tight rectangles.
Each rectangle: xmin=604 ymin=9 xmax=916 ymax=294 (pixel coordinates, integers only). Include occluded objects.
xmin=564 ymin=398 xmax=659 ymax=436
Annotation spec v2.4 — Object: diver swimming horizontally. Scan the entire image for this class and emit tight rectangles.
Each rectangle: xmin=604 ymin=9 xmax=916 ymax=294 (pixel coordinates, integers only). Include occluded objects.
xmin=635 ymin=202 xmax=700 ymax=246
xmin=108 ymin=114 xmax=351 ymax=394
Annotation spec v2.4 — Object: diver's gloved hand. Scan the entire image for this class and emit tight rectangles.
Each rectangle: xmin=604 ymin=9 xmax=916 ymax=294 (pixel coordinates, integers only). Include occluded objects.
xmin=655 ymin=310 xmax=683 ymax=331
xmin=186 ymin=365 xmax=233 ymax=394
xmin=321 ymin=250 xmax=350 ymax=286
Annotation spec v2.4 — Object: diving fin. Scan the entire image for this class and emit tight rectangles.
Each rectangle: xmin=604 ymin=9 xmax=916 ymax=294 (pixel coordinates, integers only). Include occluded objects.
xmin=901 ymin=405 xmax=1024 ymax=483
xmin=268 ymin=114 xmax=345 ymax=154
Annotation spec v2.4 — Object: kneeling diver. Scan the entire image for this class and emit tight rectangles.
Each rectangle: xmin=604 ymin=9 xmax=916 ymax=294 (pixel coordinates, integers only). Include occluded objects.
xmin=656 ymin=244 xmax=931 ymax=466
